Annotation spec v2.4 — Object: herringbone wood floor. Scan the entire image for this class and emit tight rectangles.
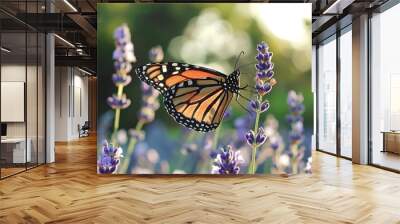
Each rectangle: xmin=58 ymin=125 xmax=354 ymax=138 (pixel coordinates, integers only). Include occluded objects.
xmin=1 ymin=135 xmax=400 ymax=224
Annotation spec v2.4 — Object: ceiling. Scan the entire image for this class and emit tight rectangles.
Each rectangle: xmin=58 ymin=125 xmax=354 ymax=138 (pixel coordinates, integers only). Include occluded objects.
xmin=0 ymin=0 xmax=393 ymax=74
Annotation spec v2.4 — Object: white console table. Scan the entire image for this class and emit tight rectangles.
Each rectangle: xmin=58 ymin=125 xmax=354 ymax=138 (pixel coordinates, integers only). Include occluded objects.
xmin=1 ymin=138 xmax=31 ymax=163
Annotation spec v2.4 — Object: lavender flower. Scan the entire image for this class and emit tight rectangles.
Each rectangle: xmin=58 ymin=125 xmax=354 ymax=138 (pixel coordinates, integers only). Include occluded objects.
xmin=286 ymin=90 xmax=304 ymax=144
xmin=247 ymin=41 xmax=276 ymax=174
xmin=139 ymin=82 xmax=160 ymax=123
xmin=249 ymin=100 xmax=270 ymax=113
xmin=112 ymin=74 xmax=132 ymax=86
xmin=254 ymin=42 xmax=276 ymax=96
xmin=255 ymin=127 xmax=267 ymax=145
xmin=257 ymin=70 xmax=274 ymax=80
xmin=109 ymin=24 xmax=136 ymax=142
xmin=252 ymin=41 xmax=275 ymax=115
xmin=111 ymin=24 xmax=135 ymax=85
xmin=149 ymin=45 xmax=164 ymax=63
xmin=245 ymin=130 xmax=255 ymax=145
xmin=113 ymin=24 xmax=136 ymax=65
xmin=107 ymin=94 xmax=131 ymax=109
xmin=136 ymin=46 xmax=163 ymax=123
xmin=120 ymin=46 xmax=163 ymax=173
xmin=113 ymin=42 xmax=135 ymax=63
xmin=255 ymin=80 xmax=272 ymax=96
xmin=211 ymin=145 xmax=244 ymax=175
xmin=98 ymin=141 xmax=123 ymax=174
xmin=286 ymin=90 xmax=305 ymax=174
xmin=245 ymin=127 xmax=267 ymax=146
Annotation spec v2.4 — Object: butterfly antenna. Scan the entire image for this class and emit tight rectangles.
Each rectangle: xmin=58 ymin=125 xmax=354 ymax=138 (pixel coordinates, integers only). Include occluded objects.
xmin=234 ymin=51 xmax=245 ymax=70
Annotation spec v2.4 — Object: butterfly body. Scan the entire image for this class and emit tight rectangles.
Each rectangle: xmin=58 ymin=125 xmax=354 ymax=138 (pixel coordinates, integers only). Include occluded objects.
xmin=135 ymin=62 xmax=240 ymax=132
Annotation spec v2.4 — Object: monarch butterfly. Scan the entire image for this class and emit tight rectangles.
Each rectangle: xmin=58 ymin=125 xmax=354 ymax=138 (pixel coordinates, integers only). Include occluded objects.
xmin=134 ymin=54 xmax=248 ymax=132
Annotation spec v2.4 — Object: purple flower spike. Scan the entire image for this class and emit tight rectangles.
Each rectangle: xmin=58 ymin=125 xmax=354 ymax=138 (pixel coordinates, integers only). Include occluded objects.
xmin=247 ymin=41 xmax=275 ymax=174
xmin=255 ymin=81 xmax=272 ymax=96
xmin=112 ymin=74 xmax=132 ymax=86
xmin=114 ymin=25 xmax=131 ymax=45
xmin=249 ymin=100 xmax=259 ymax=112
xmin=107 ymin=94 xmax=131 ymax=109
xmin=211 ymin=145 xmax=244 ymax=175
xmin=255 ymin=127 xmax=267 ymax=146
xmin=98 ymin=141 xmax=123 ymax=174
xmin=255 ymin=62 xmax=268 ymax=71
xmin=245 ymin=130 xmax=255 ymax=146
xmin=287 ymin=90 xmax=305 ymax=146
xmin=113 ymin=24 xmax=136 ymax=65
xmin=257 ymin=42 xmax=268 ymax=53
xmin=257 ymin=70 xmax=274 ymax=80
xmin=255 ymin=53 xmax=262 ymax=61
xmin=209 ymin=150 xmax=219 ymax=159
xmin=149 ymin=45 xmax=164 ymax=63
xmin=260 ymin=101 xmax=270 ymax=113
xmin=139 ymin=81 xmax=160 ymax=124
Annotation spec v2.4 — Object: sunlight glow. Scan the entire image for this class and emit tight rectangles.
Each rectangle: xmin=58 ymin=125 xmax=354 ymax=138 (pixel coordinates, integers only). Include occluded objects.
xmin=250 ymin=4 xmax=311 ymax=47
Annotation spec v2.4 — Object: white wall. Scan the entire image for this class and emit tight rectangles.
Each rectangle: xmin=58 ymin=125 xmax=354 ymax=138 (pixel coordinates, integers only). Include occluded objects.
xmin=55 ymin=67 xmax=89 ymax=141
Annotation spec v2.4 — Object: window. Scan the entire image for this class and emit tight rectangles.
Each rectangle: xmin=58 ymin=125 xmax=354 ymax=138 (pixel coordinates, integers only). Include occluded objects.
xmin=0 ymin=1 xmax=47 ymax=179
xmin=317 ymin=36 xmax=337 ymax=154
xmin=339 ymin=28 xmax=352 ymax=158
xmin=370 ymin=3 xmax=400 ymax=171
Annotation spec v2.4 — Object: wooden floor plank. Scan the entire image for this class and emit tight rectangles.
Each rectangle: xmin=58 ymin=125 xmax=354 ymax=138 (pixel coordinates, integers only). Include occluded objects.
xmin=0 ymin=135 xmax=400 ymax=223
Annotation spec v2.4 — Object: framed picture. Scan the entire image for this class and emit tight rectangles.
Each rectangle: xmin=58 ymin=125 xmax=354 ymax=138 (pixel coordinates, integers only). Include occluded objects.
xmin=97 ymin=3 xmax=312 ymax=175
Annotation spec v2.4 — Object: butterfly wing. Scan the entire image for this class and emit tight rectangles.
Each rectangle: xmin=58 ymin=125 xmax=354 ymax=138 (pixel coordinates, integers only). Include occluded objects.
xmin=135 ymin=62 xmax=234 ymax=132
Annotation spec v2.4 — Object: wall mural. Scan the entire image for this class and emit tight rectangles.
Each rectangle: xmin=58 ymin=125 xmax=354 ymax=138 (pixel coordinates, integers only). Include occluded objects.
xmin=97 ymin=3 xmax=312 ymax=175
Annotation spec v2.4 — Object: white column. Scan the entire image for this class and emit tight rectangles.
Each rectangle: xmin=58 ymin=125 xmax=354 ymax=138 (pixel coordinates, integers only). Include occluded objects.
xmin=45 ymin=0 xmax=56 ymax=163
xmin=352 ymin=14 xmax=369 ymax=164
xmin=46 ymin=32 xmax=55 ymax=163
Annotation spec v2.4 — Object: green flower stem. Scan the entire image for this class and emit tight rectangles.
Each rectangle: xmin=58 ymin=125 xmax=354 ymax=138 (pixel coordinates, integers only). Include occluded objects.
xmin=118 ymin=119 xmax=145 ymax=173
xmin=111 ymin=84 xmax=125 ymax=145
xmin=248 ymin=96 xmax=262 ymax=174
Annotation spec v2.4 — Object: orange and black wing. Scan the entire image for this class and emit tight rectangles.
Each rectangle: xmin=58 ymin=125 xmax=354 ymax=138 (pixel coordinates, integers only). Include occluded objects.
xmin=135 ymin=63 xmax=234 ymax=132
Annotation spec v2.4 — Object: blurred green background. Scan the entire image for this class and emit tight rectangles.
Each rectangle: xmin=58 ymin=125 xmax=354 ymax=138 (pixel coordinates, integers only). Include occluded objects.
xmin=97 ymin=3 xmax=312 ymax=141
